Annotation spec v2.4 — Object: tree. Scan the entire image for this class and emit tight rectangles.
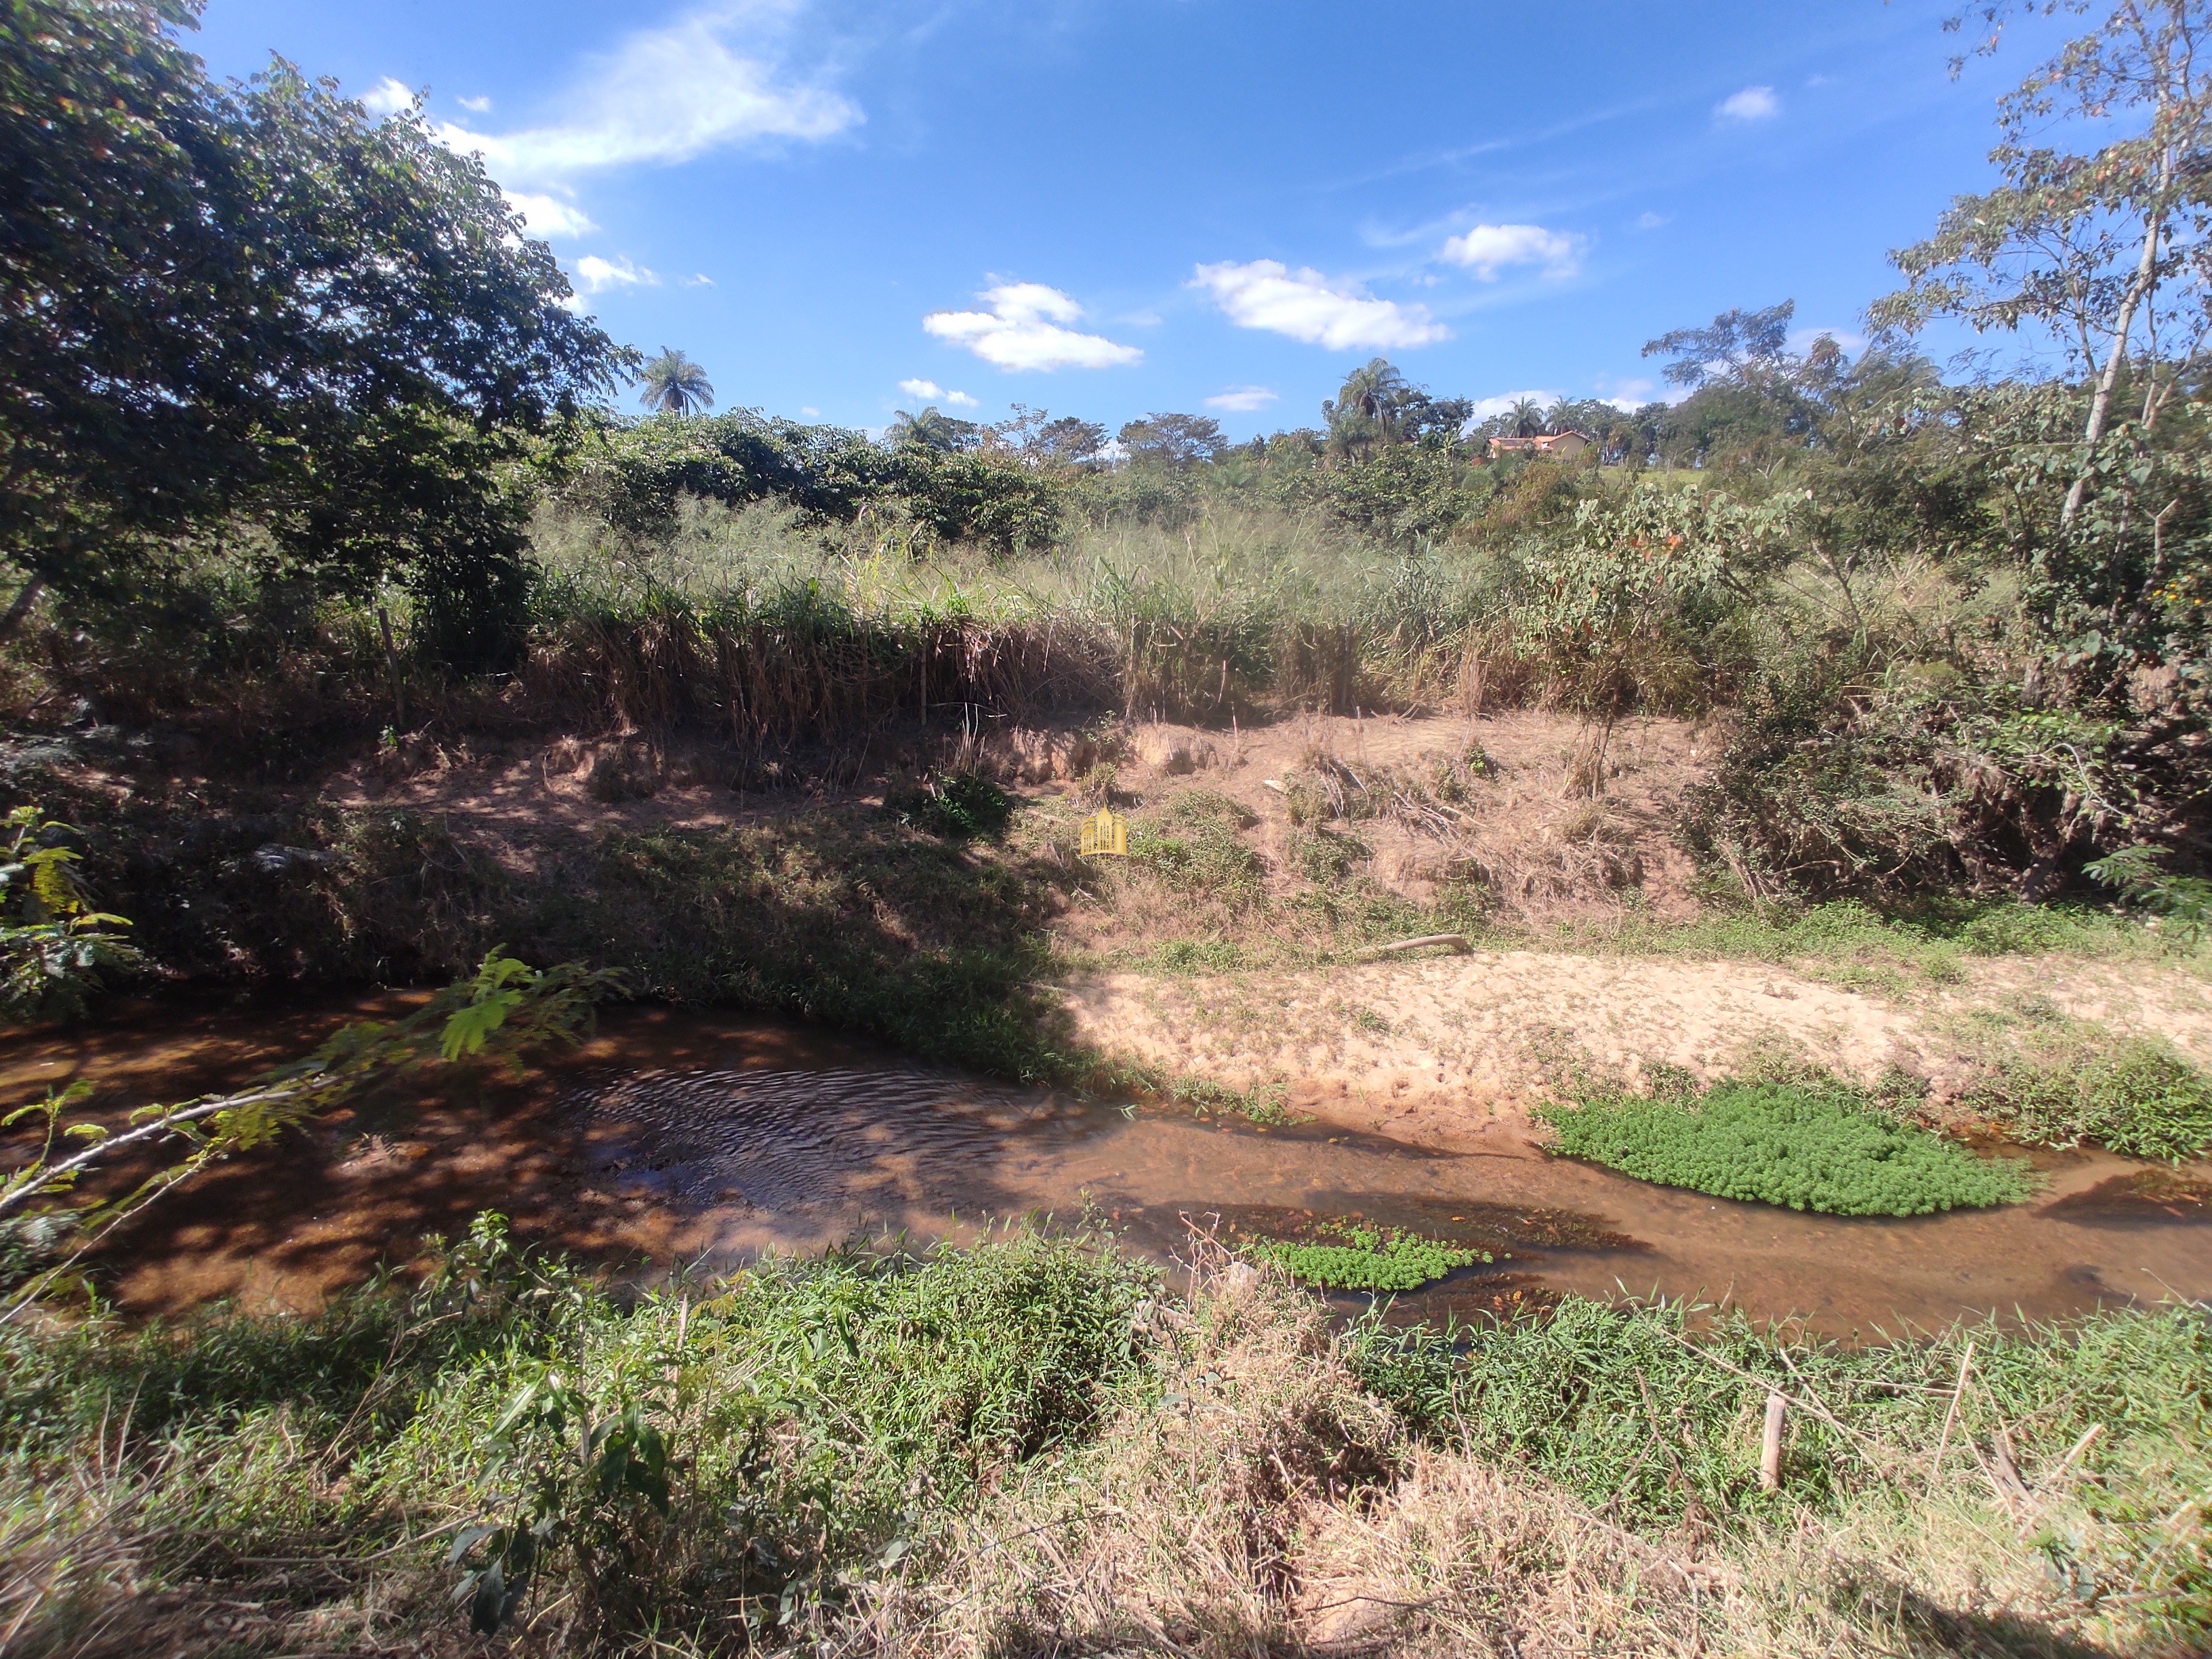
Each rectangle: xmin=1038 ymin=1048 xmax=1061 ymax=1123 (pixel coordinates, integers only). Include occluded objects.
xmin=1324 ymin=358 xmax=1412 ymax=456
xmin=1641 ymin=301 xmax=1798 ymax=389
xmin=990 ymin=405 xmax=1108 ymax=470
xmin=1032 ymin=415 xmax=1110 ymax=469
xmin=1870 ymin=1 xmax=2212 ymax=523
xmin=1116 ymin=412 xmax=1227 ymax=470
xmin=636 ymin=349 xmax=715 ymax=417
xmin=886 ymin=405 xmax=984 ymax=453
xmin=0 ymin=0 xmax=628 ymax=653
xmin=1508 ymin=396 xmax=1547 ymax=438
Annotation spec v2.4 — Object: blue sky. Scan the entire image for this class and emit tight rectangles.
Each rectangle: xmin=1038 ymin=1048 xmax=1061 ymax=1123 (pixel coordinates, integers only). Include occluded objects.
xmin=192 ymin=0 xmax=2064 ymax=436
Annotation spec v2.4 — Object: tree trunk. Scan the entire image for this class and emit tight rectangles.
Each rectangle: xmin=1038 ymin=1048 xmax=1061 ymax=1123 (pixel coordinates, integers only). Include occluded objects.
xmin=0 ymin=576 xmax=45 ymax=643
xmin=2062 ymin=198 xmax=2169 ymax=527
xmin=377 ymin=605 xmax=408 ymax=732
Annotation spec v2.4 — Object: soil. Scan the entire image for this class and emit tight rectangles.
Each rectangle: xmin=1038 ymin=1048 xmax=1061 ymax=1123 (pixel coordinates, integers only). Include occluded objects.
xmin=307 ymin=707 xmax=1715 ymax=922
xmin=1063 ymin=949 xmax=2212 ymax=1148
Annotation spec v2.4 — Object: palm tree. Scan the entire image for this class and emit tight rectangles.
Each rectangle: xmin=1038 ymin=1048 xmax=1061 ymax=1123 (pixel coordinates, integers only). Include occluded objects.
xmin=1324 ymin=358 xmax=1412 ymax=460
xmin=886 ymin=406 xmax=962 ymax=452
xmin=636 ymin=348 xmax=714 ymax=417
xmin=1507 ymin=396 xmax=1544 ymax=438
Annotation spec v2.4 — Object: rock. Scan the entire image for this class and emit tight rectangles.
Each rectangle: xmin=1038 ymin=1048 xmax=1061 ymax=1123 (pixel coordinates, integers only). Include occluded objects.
xmin=250 ymin=843 xmax=340 ymax=874
xmin=1132 ymin=726 xmax=1215 ymax=775
xmin=983 ymin=728 xmax=1099 ymax=783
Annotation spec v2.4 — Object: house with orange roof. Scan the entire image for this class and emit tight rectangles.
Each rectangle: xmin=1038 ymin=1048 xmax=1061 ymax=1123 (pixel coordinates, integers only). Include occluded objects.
xmin=1487 ymin=429 xmax=1593 ymax=461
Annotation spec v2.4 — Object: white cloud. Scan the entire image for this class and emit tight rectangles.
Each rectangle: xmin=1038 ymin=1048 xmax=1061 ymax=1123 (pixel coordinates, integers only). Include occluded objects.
xmin=1716 ymin=85 xmax=1780 ymax=122
xmin=361 ymin=77 xmax=416 ymax=117
xmin=1598 ymin=377 xmax=1658 ymax=408
xmin=1634 ymin=211 xmax=1669 ymax=231
xmin=507 ymin=191 xmax=597 ymax=239
xmin=800 ymin=405 xmax=820 ymax=417
xmin=572 ymin=253 xmax=659 ymax=293
xmin=944 ymin=390 xmax=979 ymax=408
xmin=682 ymin=272 xmax=716 ymax=287
xmin=1437 ymin=223 xmax=1582 ymax=282
xmin=1204 ymin=386 xmax=1279 ymax=413
xmin=1189 ymin=260 xmax=1448 ymax=350
xmin=435 ymin=3 xmax=859 ymax=184
xmin=897 ymin=377 xmax=945 ymax=400
xmin=1469 ymin=388 xmax=1562 ymax=421
xmin=456 ymin=94 xmax=494 ymax=113
xmin=923 ymin=283 xmax=1143 ymax=371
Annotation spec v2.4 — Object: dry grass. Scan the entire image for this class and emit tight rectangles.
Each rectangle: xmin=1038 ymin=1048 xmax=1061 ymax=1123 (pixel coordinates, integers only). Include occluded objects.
xmin=841 ymin=1246 xmax=1712 ymax=1659
xmin=832 ymin=1245 xmax=2202 ymax=1659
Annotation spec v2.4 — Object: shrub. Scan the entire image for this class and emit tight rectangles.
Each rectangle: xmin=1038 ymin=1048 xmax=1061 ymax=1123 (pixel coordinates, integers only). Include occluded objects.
xmin=1967 ymin=1036 xmax=2212 ymax=1162
xmin=885 ymin=770 xmax=1012 ymax=839
xmin=1539 ymin=1078 xmax=2033 ymax=1214
xmin=1129 ymin=792 xmax=1266 ymax=901
xmin=1 ymin=1221 xmax=1157 ymax=1649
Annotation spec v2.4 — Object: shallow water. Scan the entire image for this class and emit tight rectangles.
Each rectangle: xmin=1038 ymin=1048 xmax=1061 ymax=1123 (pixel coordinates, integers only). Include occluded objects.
xmin=566 ymin=1051 xmax=2212 ymax=1336
xmin=5 ymin=999 xmax=2208 ymax=1333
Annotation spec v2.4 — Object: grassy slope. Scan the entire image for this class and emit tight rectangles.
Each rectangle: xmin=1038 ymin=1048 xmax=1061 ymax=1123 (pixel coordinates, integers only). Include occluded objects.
xmin=5 ymin=1225 xmax=2206 ymax=1657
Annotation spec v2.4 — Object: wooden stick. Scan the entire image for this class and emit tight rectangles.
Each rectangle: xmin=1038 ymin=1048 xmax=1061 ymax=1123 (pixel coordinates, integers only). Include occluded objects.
xmin=1759 ymin=1393 xmax=1786 ymax=1490
xmin=1929 ymin=1340 xmax=1975 ymax=1492
xmin=2017 ymin=1422 xmax=2104 ymax=1534
xmin=1353 ymin=934 xmax=1473 ymax=962
xmin=1658 ymin=1326 xmax=1902 ymax=1478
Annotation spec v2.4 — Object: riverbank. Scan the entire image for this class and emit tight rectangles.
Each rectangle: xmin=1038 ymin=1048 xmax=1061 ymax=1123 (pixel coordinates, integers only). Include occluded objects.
xmin=16 ymin=705 xmax=2212 ymax=1155
xmin=5 ymin=1225 xmax=2207 ymax=1658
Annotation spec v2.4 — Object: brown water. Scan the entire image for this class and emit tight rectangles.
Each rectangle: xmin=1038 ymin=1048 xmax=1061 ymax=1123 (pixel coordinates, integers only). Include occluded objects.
xmin=5 ymin=1000 xmax=2209 ymax=1334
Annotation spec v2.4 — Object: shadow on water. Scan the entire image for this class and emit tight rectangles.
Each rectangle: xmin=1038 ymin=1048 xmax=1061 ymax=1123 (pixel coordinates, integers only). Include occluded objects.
xmin=3 ymin=998 xmax=2209 ymax=1335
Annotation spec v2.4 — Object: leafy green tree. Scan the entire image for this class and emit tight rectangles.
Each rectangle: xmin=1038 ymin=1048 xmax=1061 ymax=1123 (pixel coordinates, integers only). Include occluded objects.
xmin=565 ymin=409 xmax=895 ymax=534
xmin=1116 ymin=412 xmax=1228 ymax=470
xmin=1324 ymin=361 xmax=1471 ymax=457
xmin=635 ymin=349 xmax=715 ymax=417
xmin=1871 ymin=1 xmax=2212 ymax=524
xmin=0 ymin=0 xmax=628 ymax=656
xmin=1641 ymin=301 xmax=1798 ymax=390
xmin=992 ymin=406 xmax=1109 ymax=470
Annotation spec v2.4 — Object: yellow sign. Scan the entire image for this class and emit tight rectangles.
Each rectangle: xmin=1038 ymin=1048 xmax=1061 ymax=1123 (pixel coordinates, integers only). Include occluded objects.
xmin=1079 ymin=806 xmax=1128 ymax=857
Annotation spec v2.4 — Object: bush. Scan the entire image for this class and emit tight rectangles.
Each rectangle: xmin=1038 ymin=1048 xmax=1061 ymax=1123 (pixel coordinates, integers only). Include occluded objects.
xmin=1 ymin=1220 xmax=1156 ymax=1650
xmin=1967 ymin=1035 xmax=2212 ymax=1162
xmin=1129 ymin=792 xmax=1266 ymax=903
xmin=1540 ymin=1078 xmax=2034 ymax=1214
xmin=885 ymin=770 xmax=1013 ymax=839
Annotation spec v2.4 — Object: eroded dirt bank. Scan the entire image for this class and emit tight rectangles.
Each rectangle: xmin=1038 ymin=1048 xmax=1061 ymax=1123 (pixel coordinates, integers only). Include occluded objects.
xmin=1064 ymin=951 xmax=2212 ymax=1147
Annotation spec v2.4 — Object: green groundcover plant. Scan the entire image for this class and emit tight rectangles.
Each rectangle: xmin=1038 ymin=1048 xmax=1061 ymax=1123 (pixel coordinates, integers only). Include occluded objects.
xmin=1539 ymin=1079 xmax=2034 ymax=1216
xmin=1237 ymin=1219 xmax=1492 ymax=1291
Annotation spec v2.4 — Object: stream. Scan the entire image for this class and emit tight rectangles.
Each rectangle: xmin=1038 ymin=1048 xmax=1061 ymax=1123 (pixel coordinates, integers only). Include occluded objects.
xmin=5 ymin=999 xmax=2207 ymax=1335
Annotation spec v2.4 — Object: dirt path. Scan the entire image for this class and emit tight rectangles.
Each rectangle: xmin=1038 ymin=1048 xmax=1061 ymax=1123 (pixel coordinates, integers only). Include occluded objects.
xmin=1063 ymin=951 xmax=2212 ymax=1148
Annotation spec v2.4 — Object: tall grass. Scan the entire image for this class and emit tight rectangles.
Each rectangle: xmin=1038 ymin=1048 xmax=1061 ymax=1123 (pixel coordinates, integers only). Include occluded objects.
xmin=517 ymin=496 xmax=1503 ymax=735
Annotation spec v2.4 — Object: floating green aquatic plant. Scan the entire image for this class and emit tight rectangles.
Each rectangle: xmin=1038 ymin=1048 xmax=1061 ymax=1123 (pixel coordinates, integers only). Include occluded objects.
xmin=1237 ymin=1219 xmax=1492 ymax=1291
xmin=1539 ymin=1080 xmax=2034 ymax=1216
